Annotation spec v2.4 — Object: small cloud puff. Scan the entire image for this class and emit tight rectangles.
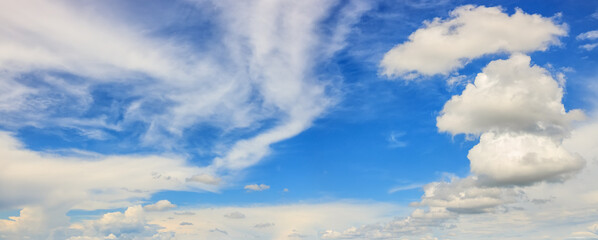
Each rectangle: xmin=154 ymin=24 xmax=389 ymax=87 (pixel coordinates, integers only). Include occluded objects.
xmin=223 ymin=211 xmax=246 ymax=219
xmin=387 ymin=131 xmax=407 ymax=148
xmin=577 ymin=30 xmax=598 ymax=51
xmin=577 ymin=30 xmax=598 ymax=40
xmin=254 ymin=222 xmax=275 ymax=228
xmin=244 ymin=184 xmax=270 ymax=192
xmin=143 ymin=200 xmax=176 ymax=212
xmin=186 ymin=173 xmax=221 ymax=185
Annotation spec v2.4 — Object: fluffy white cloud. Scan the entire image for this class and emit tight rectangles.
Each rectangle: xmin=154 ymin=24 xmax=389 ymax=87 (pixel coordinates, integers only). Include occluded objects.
xmin=380 ymin=5 xmax=566 ymax=78
xmin=144 ymin=200 xmax=177 ymax=212
xmin=66 ymin=205 xmax=175 ymax=240
xmin=469 ymin=132 xmax=584 ymax=186
xmin=0 ymin=205 xmax=171 ymax=240
xmin=438 ymin=54 xmax=584 ymax=186
xmin=244 ymin=184 xmax=270 ymax=192
xmin=0 ymin=207 xmax=68 ymax=240
xmin=437 ymin=54 xmax=584 ymax=136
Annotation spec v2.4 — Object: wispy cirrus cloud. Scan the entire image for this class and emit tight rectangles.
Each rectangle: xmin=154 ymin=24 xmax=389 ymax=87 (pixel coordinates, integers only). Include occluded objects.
xmin=0 ymin=1 xmax=373 ymax=238
xmin=577 ymin=30 xmax=598 ymax=51
xmin=0 ymin=0 xmax=371 ymax=172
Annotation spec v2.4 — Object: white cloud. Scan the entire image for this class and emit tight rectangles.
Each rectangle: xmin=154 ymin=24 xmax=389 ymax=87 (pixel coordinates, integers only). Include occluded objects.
xmin=577 ymin=30 xmax=598 ymax=40
xmin=581 ymin=43 xmax=598 ymax=51
xmin=0 ymin=207 xmax=68 ymax=240
xmin=144 ymin=200 xmax=177 ymax=212
xmin=437 ymin=54 xmax=584 ymax=136
xmin=469 ymin=132 xmax=584 ymax=186
xmin=436 ymin=54 xmax=585 ymax=186
xmin=387 ymin=131 xmax=408 ymax=148
xmin=345 ymin=8 xmax=590 ymax=235
xmin=321 ymin=117 xmax=598 ymax=239
xmin=0 ymin=0 xmax=370 ymax=173
xmin=380 ymin=5 xmax=566 ymax=78
xmin=0 ymin=1 xmax=374 ymax=238
xmin=0 ymin=205 xmax=173 ymax=240
xmin=388 ymin=183 xmax=423 ymax=194
xmin=577 ymin=30 xmax=598 ymax=51
xmin=244 ymin=184 xmax=270 ymax=192
xmin=67 ymin=205 xmax=175 ymax=240
xmin=0 ymin=131 xmax=205 ymax=211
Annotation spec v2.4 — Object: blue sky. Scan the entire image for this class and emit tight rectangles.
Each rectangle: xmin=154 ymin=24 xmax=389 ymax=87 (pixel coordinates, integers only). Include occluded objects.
xmin=1 ymin=0 xmax=598 ymax=239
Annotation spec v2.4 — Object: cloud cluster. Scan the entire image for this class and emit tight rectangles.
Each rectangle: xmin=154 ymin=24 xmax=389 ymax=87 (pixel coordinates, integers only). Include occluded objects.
xmin=0 ymin=202 xmax=175 ymax=240
xmin=469 ymin=132 xmax=583 ymax=185
xmin=437 ymin=54 xmax=584 ymax=137
xmin=0 ymin=202 xmax=400 ymax=240
xmin=438 ymin=54 xmax=584 ymax=186
xmin=577 ymin=30 xmax=598 ymax=51
xmin=401 ymin=54 xmax=584 ymax=237
xmin=414 ymin=176 xmax=517 ymax=214
xmin=380 ymin=5 xmax=566 ymax=78
xmin=324 ymin=5 xmax=589 ymax=239
xmin=67 ymin=205 xmax=176 ymax=240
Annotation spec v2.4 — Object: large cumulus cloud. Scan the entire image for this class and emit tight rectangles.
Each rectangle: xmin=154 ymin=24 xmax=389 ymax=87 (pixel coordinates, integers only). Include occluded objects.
xmin=380 ymin=5 xmax=566 ymax=78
